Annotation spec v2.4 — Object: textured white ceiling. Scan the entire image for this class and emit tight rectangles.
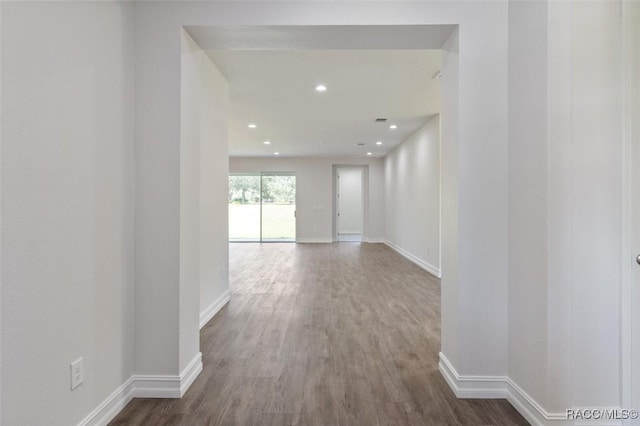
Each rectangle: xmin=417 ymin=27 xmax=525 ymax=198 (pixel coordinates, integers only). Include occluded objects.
xmin=206 ymin=49 xmax=441 ymax=157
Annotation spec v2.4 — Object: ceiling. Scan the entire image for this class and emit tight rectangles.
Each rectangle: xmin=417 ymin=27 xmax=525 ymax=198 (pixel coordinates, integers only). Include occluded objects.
xmin=186 ymin=25 xmax=455 ymax=51
xmin=206 ymin=49 xmax=441 ymax=157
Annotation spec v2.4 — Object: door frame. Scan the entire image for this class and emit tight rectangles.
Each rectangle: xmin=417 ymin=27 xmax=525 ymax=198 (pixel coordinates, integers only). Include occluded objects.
xmin=332 ymin=165 xmax=369 ymax=243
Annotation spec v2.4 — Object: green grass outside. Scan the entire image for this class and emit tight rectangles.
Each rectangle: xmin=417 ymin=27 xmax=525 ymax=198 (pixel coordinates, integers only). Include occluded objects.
xmin=229 ymin=203 xmax=296 ymax=241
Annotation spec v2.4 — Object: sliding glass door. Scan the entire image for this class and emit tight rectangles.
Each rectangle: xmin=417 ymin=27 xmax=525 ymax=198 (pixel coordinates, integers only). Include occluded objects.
xmin=228 ymin=172 xmax=296 ymax=242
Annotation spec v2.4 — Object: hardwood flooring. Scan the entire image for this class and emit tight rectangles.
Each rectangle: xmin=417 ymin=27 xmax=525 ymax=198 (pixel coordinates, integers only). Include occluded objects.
xmin=110 ymin=243 xmax=527 ymax=425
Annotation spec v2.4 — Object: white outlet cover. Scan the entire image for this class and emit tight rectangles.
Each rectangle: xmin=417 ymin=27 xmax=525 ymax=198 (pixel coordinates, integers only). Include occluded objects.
xmin=70 ymin=357 xmax=83 ymax=390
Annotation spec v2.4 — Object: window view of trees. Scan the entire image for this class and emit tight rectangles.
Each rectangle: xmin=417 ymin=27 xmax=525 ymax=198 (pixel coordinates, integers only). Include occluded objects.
xmin=229 ymin=174 xmax=295 ymax=205
xmin=228 ymin=175 xmax=260 ymax=204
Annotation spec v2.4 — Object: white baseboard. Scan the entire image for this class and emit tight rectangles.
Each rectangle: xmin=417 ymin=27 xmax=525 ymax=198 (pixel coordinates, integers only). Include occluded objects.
xmin=438 ymin=352 xmax=506 ymax=399
xmin=177 ymin=351 xmax=203 ymax=397
xmin=78 ymin=376 xmax=135 ymax=426
xmin=200 ymin=289 xmax=230 ymax=329
xmin=363 ymin=237 xmax=385 ymax=243
xmin=384 ymin=240 xmax=441 ymax=278
xmin=438 ymin=353 xmax=621 ymax=426
xmin=296 ymin=237 xmax=333 ymax=243
xmin=78 ymin=352 xmax=203 ymax=426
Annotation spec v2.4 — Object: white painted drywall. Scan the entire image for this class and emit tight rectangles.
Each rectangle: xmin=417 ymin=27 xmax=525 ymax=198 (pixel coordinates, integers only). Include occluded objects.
xmin=180 ymin=31 xmax=230 ymax=372
xmin=229 ymin=157 xmax=385 ymax=242
xmin=1 ymin=3 xmax=135 ymax=425
xmin=134 ymin=3 xmax=182 ymax=377
xmin=624 ymin=0 xmax=640 ymax=413
xmin=384 ymin=116 xmax=440 ymax=274
xmin=439 ymin=29 xmax=459 ymax=370
xmin=180 ymin=30 xmax=230 ymax=350
xmin=551 ymin=0 xmax=622 ymax=410
xmin=508 ymin=0 xmax=624 ymax=414
xmin=0 ymin=1 xmax=4 ymax=421
xmin=507 ymin=0 xmax=549 ymax=408
xmin=337 ymin=168 xmax=363 ymax=235
xmin=180 ymin=29 xmax=202 ymax=375
xmin=197 ymin=43 xmax=230 ymax=331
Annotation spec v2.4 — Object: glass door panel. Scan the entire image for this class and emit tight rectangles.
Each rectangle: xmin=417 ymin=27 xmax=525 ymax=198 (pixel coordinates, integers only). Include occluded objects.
xmin=261 ymin=174 xmax=296 ymax=242
xmin=228 ymin=172 xmax=296 ymax=242
xmin=228 ymin=174 xmax=261 ymax=241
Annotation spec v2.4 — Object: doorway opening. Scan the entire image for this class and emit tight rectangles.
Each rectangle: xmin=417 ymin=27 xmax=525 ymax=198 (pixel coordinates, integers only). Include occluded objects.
xmin=335 ymin=167 xmax=365 ymax=242
xmin=228 ymin=172 xmax=296 ymax=242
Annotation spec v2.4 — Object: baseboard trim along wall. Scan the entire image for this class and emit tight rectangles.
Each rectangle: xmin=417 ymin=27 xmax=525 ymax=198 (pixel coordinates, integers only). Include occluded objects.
xmin=200 ymin=289 xmax=231 ymax=329
xmin=296 ymin=237 xmax=334 ymax=243
xmin=77 ymin=376 xmax=135 ymax=426
xmin=438 ymin=353 xmax=621 ymax=426
xmin=384 ymin=240 xmax=441 ymax=278
xmin=78 ymin=353 xmax=203 ymax=426
xmin=363 ymin=237 xmax=385 ymax=243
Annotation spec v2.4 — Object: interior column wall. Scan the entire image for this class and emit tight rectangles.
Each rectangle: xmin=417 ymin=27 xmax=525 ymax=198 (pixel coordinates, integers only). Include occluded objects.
xmin=439 ymin=29 xmax=459 ymax=368
xmin=180 ymin=29 xmax=230 ymax=342
xmin=507 ymin=0 xmax=549 ymax=407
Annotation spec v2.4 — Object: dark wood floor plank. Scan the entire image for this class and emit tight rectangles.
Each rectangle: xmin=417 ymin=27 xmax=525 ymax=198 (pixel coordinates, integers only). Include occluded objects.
xmin=110 ymin=243 xmax=527 ymax=426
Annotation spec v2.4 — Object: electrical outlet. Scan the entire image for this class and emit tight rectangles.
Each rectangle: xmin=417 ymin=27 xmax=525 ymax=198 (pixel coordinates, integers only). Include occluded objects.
xmin=70 ymin=357 xmax=83 ymax=390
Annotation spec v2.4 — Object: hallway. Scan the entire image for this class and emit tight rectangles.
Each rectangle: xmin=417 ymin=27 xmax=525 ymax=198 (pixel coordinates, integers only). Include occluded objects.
xmin=111 ymin=243 xmax=526 ymax=425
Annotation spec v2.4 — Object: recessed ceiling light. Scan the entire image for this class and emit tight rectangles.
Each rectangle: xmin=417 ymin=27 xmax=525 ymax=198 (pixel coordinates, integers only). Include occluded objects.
xmin=367 ymin=152 xmax=372 ymax=156
xmin=248 ymin=123 xmax=257 ymax=129
xmin=315 ymin=84 xmax=327 ymax=92
xmin=389 ymin=124 xmax=398 ymax=129
xmin=274 ymin=152 xmax=280 ymax=156
xmin=376 ymin=141 xmax=383 ymax=145
xmin=263 ymin=141 xmax=271 ymax=145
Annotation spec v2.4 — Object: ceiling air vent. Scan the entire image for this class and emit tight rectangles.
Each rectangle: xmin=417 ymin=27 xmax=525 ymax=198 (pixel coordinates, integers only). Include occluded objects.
xmin=356 ymin=143 xmax=366 ymax=146
xmin=375 ymin=118 xmax=387 ymax=122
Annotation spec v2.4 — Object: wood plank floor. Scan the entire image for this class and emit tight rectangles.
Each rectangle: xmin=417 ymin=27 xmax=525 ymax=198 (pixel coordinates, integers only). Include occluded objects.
xmin=110 ymin=243 xmax=527 ymax=425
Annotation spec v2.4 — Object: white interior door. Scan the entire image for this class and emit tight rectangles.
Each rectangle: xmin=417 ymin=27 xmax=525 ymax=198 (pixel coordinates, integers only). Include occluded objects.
xmin=337 ymin=168 xmax=363 ymax=242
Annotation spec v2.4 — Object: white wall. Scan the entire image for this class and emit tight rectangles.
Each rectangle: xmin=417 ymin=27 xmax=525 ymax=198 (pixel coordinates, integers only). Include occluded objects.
xmin=1 ymin=1 xmax=4 ymax=421
xmin=337 ymin=168 xmax=363 ymax=235
xmin=181 ymin=30 xmax=230 ymax=344
xmin=197 ymin=42 xmax=231 ymax=330
xmin=507 ymin=0 xmax=549 ymax=407
xmin=508 ymin=0 xmax=624 ymax=417
xmin=384 ymin=116 xmax=440 ymax=275
xmin=180 ymin=31 xmax=230 ymax=372
xmin=439 ymin=29 xmax=459 ymax=370
xmin=1 ymin=3 xmax=135 ymax=425
xmin=229 ymin=157 xmax=385 ymax=242
xmin=550 ymin=0 xmax=622 ymax=410
xmin=624 ymin=0 xmax=640 ymax=413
